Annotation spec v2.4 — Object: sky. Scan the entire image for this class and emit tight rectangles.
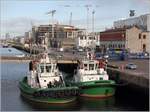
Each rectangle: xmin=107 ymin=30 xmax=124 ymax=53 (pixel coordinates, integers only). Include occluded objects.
xmin=1 ymin=0 xmax=150 ymax=38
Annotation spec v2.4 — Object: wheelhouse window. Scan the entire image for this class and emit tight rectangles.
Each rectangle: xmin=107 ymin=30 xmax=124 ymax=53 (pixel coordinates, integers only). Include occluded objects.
xmin=89 ymin=64 xmax=94 ymax=70
xmin=95 ymin=64 xmax=98 ymax=69
xmin=40 ymin=65 xmax=44 ymax=73
xmin=46 ymin=65 xmax=51 ymax=72
xmin=80 ymin=36 xmax=83 ymax=40
xmin=84 ymin=64 xmax=88 ymax=70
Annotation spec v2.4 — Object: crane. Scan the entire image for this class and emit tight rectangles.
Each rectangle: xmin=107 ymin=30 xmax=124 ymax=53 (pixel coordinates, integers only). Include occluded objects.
xmin=85 ymin=5 xmax=91 ymax=34
xmin=92 ymin=10 xmax=95 ymax=33
xmin=46 ymin=10 xmax=56 ymax=38
xmin=69 ymin=12 xmax=72 ymax=26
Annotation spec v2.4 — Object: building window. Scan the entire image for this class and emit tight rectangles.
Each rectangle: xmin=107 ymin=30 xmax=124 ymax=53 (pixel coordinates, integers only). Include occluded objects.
xmin=68 ymin=32 xmax=72 ymax=36
xmin=143 ymin=44 xmax=146 ymax=52
xmin=112 ymin=44 xmax=114 ymax=48
xmin=109 ymin=44 xmax=112 ymax=48
xmin=139 ymin=34 xmax=141 ymax=39
xmin=123 ymin=44 xmax=125 ymax=48
xmin=143 ymin=35 xmax=146 ymax=39
xmin=120 ymin=44 xmax=122 ymax=48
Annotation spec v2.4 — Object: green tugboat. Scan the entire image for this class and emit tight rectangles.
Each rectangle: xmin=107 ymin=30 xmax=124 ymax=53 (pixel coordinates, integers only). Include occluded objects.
xmin=19 ymin=53 xmax=80 ymax=104
xmin=72 ymin=52 xmax=116 ymax=98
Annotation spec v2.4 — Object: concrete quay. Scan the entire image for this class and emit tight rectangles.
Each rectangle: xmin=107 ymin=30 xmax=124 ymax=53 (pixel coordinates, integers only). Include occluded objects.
xmin=107 ymin=67 xmax=149 ymax=89
xmin=107 ymin=59 xmax=149 ymax=90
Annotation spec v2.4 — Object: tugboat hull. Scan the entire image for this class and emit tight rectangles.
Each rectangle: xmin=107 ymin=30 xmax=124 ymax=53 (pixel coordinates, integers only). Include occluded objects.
xmin=20 ymin=91 xmax=77 ymax=104
xmin=75 ymin=80 xmax=115 ymax=98
xmin=19 ymin=77 xmax=79 ymax=104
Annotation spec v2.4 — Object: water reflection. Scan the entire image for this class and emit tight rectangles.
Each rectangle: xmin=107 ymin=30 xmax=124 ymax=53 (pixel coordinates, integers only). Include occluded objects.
xmin=79 ymin=96 xmax=115 ymax=111
xmin=20 ymin=95 xmax=80 ymax=111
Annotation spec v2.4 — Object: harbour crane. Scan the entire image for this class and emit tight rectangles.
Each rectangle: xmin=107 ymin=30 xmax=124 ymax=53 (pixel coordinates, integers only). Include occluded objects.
xmin=92 ymin=10 xmax=95 ymax=33
xmin=46 ymin=10 xmax=56 ymax=38
xmin=69 ymin=12 xmax=72 ymax=26
xmin=85 ymin=5 xmax=92 ymax=34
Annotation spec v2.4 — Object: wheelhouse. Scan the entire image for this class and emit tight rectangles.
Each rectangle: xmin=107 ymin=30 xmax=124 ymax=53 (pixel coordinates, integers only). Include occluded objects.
xmin=39 ymin=63 xmax=57 ymax=73
xmin=82 ymin=60 xmax=99 ymax=71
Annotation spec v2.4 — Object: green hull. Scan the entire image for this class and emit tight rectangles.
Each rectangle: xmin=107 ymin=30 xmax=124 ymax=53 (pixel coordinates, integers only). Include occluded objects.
xmin=19 ymin=77 xmax=78 ymax=104
xmin=73 ymin=80 xmax=115 ymax=98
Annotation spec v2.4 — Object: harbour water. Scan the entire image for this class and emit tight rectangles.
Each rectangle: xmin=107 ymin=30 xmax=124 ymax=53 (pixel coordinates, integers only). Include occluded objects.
xmin=0 ymin=47 xmax=26 ymax=57
xmin=0 ymin=48 xmax=149 ymax=111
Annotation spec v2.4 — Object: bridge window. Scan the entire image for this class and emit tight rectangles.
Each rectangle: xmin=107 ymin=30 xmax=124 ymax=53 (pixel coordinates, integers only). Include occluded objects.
xmin=40 ymin=65 xmax=44 ymax=73
xmin=46 ymin=65 xmax=51 ymax=72
xmin=89 ymin=64 xmax=94 ymax=70
xmin=84 ymin=64 xmax=88 ymax=70
xmin=95 ymin=64 xmax=98 ymax=69
xmin=80 ymin=36 xmax=83 ymax=40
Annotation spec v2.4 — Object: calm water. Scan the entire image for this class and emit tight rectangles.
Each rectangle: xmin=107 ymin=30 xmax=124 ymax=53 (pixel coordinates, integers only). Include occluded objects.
xmin=0 ymin=47 xmax=27 ymax=56
xmin=1 ymin=48 xmax=149 ymax=111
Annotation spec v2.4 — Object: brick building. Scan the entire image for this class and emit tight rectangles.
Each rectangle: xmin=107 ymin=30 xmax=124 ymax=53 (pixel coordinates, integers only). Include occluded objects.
xmin=100 ymin=26 xmax=150 ymax=53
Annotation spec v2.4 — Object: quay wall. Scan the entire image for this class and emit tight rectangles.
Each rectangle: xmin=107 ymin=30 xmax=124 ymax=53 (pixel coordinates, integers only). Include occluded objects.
xmin=11 ymin=44 xmax=43 ymax=54
xmin=107 ymin=67 xmax=149 ymax=90
xmin=0 ymin=56 xmax=31 ymax=62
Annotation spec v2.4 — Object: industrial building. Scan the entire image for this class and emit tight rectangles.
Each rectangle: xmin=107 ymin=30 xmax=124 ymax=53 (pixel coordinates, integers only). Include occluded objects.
xmin=114 ymin=13 xmax=150 ymax=31
xmin=31 ymin=24 xmax=85 ymax=48
xmin=100 ymin=26 xmax=150 ymax=53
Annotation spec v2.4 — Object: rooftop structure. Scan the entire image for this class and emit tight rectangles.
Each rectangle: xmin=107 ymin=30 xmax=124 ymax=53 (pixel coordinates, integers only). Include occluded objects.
xmin=114 ymin=14 xmax=150 ymax=31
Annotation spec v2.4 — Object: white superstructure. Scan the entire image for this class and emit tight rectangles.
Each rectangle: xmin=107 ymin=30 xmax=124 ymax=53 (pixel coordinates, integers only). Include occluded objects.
xmin=74 ymin=54 xmax=108 ymax=82
xmin=27 ymin=53 xmax=64 ymax=89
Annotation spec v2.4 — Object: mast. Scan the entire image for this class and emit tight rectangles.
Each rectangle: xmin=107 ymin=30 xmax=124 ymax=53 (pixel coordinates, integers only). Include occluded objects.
xmin=85 ymin=5 xmax=90 ymax=35
xmin=46 ymin=10 xmax=56 ymax=39
xmin=69 ymin=12 xmax=72 ymax=26
xmin=92 ymin=10 xmax=95 ymax=34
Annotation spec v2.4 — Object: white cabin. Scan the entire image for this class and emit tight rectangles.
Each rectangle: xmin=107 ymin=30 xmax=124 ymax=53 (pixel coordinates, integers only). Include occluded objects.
xmin=75 ymin=59 xmax=108 ymax=82
xmin=27 ymin=53 xmax=63 ymax=89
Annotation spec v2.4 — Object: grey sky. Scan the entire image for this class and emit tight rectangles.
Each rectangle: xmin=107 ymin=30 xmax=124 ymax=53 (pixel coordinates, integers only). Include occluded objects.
xmin=1 ymin=0 xmax=150 ymax=38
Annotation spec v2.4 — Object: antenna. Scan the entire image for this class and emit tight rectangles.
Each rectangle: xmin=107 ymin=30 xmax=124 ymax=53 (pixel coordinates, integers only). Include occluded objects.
xmin=69 ymin=12 xmax=72 ymax=26
xmin=30 ymin=20 xmax=36 ymax=58
xmin=30 ymin=21 xmax=33 ymax=56
xmin=129 ymin=10 xmax=135 ymax=17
